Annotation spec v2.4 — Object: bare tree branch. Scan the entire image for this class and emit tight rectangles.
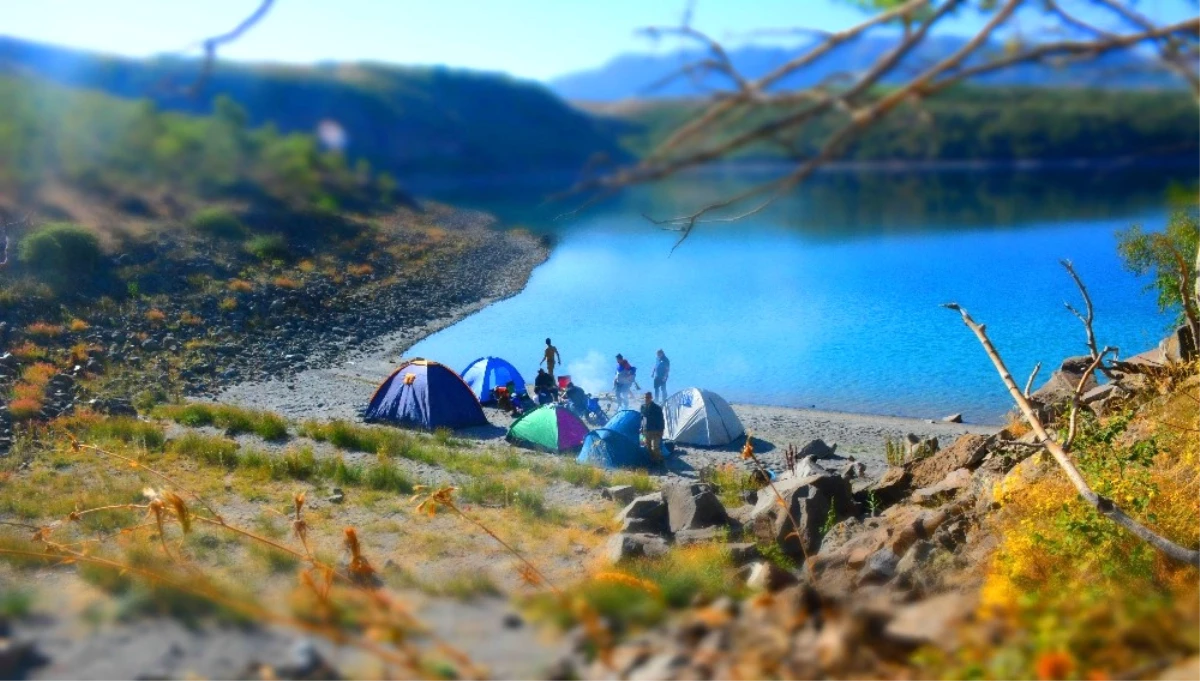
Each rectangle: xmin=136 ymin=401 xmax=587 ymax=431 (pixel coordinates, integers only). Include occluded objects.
xmin=1060 ymin=259 xmax=1119 ymax=378
xmin=1023 ymin=361 xmax=1042 ymax=398
xmin=565 ymin=1 xmax=1199 ymax=241
xmin=184 ymin=0 xmax=277 ymax=95
xmin=944 ymin=302 xmax=1199 ymax=567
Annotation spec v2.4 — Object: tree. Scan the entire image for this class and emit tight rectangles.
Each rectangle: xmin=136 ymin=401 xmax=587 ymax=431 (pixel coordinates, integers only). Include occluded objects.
xmin=1117 ymin=210 xmax=1200 ymax=344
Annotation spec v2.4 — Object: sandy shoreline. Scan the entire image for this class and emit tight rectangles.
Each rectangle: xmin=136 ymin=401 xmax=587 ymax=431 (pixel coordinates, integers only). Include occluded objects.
xmin=219 ymin=292 xmax=999 ymax=477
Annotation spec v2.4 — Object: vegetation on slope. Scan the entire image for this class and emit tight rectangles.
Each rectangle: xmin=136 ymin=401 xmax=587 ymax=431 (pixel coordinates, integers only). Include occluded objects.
xmin=596 ymin=87 xmax=1200 ymax=164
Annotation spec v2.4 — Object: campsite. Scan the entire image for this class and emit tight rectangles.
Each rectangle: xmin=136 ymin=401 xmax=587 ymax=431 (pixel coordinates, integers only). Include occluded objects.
xmin=0 ymin=1 xmax=1197 ymax=679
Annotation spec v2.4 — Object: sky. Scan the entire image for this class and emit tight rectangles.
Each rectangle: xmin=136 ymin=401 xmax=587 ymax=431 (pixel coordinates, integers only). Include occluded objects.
xmin=2 ymin=0 xmax=1196 ymax=81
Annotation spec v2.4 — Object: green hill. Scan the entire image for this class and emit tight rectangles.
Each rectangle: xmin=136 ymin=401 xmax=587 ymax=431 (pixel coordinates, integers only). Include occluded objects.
xmin=0 ymin=36 xmax=628 ymax=178
xmin=588 ymin=87 xmax=1200 ymax=164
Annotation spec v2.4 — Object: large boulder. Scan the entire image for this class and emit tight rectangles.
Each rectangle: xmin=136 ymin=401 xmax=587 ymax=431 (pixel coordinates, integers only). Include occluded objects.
xmin=605 ymin=533 xmax=669 ymax=563
xmin=615 ymin=493 xmax=669 ymax=535
xmin=749 ymin=474 xmax=856 ymax=559
xmin=663 ymin=482 xmax=729 ymax=533
xmin=1161 ymin=323 xmax=1198 ymax=363
xmin=1030 ymin=355 xmax=1098 ymax=414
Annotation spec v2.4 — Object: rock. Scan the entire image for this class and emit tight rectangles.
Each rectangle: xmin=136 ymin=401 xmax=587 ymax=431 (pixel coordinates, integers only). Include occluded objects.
xmin=798 ymin=439 xmax=838 ymax=460
xmin=502 ymin=612 xmax=524 ymax=629
xmin=744 ymin=561 xmax=799 ymax=592
xmin=749 ymin=474 xmax=856 ymax=559
xmin=606 ymin=533 xmax=670 ymax=563
xmin=327 ymin=488 xmax=345 ymax=504
xmin=727 ymin=542 xmax=760 ymax=566
xmin=601 ymin=485 xmax=636 ymax=506
xmin=883 ymin=592 xmax=975 ymax=650
xmin=942 ymin=413 xmax=963 ymax=423
xmin=0 ymin=637 xmax=48 ymax=678
xmin=663 ymin=482 xmax=729 ymax=533
xmin=615 ymin=493 xmax=670 ymax=535
xmin=1030 ymin=355 xmax=1098 ymax=414
xmin=1160 ymin=323 xmax=1198 ymax=363
xmin=854 ymin=466 xmax=911 ymax=510
xmin=88 ymin=398 xmax=138 ymax=418
xmin=1081 ymin=383 xmax=1119 ymax=405
xmin=674 ymin=527 xmax=726 ymax=546
xmin=895 ymin=540 xmax=940 ymax=591
xmin=1158 ymin=655 xmax=1200 ymax=680
xmin=274 ymin=639 xmax=340 ymax=680
xmin=857 ymin=548 xmax=899 ymax=585
xmin=740 ymin=489 xmax=758 ymax=506
xmin=782 ymin=456 xmax=836 ymax=481
xmin=911 ymin=468 xmax=973 ymax=505
xmin=906 ymin=434 xmax=939 ymax=460
xmin=907 ymin=434 xmax=991 ymax=488
xmin=838 ymin=460 xmax=866 ymax=481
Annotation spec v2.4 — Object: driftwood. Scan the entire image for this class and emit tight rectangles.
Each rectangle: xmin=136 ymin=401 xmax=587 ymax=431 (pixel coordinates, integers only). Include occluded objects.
xmin=945 ymin=302 xmax=1199 ymax=567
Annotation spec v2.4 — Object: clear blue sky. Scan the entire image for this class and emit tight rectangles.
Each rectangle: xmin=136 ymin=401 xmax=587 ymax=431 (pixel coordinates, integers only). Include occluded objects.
xmin=3 ymin=0 xmax=1195 ymax=81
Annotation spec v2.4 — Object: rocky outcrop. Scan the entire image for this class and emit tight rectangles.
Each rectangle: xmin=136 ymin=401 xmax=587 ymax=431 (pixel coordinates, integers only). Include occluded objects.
xmin=615 ymin=493 xmax=670 ymax=535
xmin=749 ymin=474 xmax=856 ymax=559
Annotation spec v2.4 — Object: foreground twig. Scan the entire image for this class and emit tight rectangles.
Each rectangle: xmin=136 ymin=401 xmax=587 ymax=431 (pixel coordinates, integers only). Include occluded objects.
xmin=944 ymin=302 xmax=1199 ymax=567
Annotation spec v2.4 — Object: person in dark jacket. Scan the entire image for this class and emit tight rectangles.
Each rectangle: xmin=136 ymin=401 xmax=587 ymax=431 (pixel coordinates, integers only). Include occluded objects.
xmin=640 ymin=392 xmax=665 ymax=463
xmin=534 ymin=368 xmax=557 ymax=404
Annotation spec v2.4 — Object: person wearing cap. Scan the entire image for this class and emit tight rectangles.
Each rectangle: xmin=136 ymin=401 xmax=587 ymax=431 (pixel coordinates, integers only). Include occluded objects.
xmin=640 ymin=392 xmax=665 ymax=464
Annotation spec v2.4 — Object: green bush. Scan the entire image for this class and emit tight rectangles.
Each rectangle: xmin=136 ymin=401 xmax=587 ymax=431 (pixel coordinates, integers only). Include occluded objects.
xmin=244 ymin=234 xmax=289 ymax=261
xmin=17 ymin=223 xmax=104 ymax=285
xmin=190 ymin=208 xmax=246 ymax=240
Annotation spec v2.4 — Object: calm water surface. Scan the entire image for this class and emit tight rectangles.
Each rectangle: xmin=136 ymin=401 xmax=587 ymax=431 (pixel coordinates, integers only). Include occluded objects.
xmin=409 ymin=167 xmax=1195 ymax=424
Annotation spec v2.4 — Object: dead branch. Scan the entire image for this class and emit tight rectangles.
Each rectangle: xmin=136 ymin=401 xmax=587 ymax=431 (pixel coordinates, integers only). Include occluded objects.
xmin=567 ymin=1 xmax=1199 ymax=242
xmin=1023 ymin=361 xmax=1042 ymax=398
xmin=944 ymin=302 xmax=1199 ymax=567
xmin=1060 ymin=259 xmax=1120 ymax=379
xmin=183 ymin=0 xmax=277 ymax=95
xmin=1064 ymin=346 xmax=1115 ymax=450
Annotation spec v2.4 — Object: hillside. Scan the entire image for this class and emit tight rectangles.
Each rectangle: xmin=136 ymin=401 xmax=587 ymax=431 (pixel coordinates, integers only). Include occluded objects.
xmin=589 ymin=87 xmax=1200 ymax=164
xmin=0 ymin=36 xmax=628 ymax=177
xmin=550 ymin=36 xmax=1185 ymax=102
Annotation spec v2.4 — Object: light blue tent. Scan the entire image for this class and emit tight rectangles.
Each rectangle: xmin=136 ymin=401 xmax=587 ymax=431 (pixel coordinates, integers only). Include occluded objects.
xmin=461 ymin=356 xmax=527 ymax=404
xmin=576 ymin=428 xmax=654 ymax=469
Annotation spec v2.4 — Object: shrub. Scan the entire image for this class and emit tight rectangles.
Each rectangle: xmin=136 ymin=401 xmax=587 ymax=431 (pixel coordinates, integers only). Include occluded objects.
xmin=10 ymin=342 xmax=47 ymax=362
xmin=17 ymin=223 xmax=103 ymax=286
xmin=219 ymin=297 xmax=237 ymax=311
xmin=348 ymin=263 xmax=374 ymax=277
xmin=26 ymin=322 xmax=64 ymax=339
xmin=244 ymin=234 xmax=289 ymax=261
xmin=179 ymin=312 xmax=203 ymax=326
xmin=68 ymin=319 xmax=90 ymax=332
xmin=227 ymin=279 xmax=254 ymax=293
xmin=273 ymin=276 xmax=301 ymax=290
xmin=8 ymin=398 xmax=42 ymax=421
xmin=190 ymin=208 xmax=246 ymax=240
xmin=145 ymin=309 xmax=167 ymax=324
xmin=169 ymin=432 xmax=241 ymax=469
xmin=78 ymin=417 xmax=166 ymax=450
xmin=365 ymin=460 xmax=414 ymax=494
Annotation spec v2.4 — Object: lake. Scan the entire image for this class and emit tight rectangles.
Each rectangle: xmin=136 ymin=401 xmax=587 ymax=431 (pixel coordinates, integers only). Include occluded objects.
xmin=408 ymin=165 xmax=1196 ymax=424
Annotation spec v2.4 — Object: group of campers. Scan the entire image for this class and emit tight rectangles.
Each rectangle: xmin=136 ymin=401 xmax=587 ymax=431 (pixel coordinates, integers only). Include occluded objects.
xmin=495 ymin=338 xmax=672 ymax=460
xmin=365 ymin=349 xmax=745 ymax=468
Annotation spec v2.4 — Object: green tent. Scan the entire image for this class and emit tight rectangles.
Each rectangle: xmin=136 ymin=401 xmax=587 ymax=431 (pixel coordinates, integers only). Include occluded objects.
xmin=507 ymin=404 xmax=589 ymax=452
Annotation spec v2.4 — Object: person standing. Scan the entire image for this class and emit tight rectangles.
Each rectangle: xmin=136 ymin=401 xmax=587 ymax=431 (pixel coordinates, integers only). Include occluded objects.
xmin=640 ymin=392 xmax=665 ymax=464
xmin=541 ymin=338 xmax=562 ymax=381
xmin=613 ymin=353 xmax=639 ymax=410
xmin=652 ymin=349 xmax=670 ymax=403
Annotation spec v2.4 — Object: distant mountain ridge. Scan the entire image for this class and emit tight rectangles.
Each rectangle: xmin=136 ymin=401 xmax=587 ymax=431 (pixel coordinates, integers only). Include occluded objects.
xmin=0 ymin=36 xmax=628 ymax=177
xmin=550 ymin=36 xmax=1183 ymax=101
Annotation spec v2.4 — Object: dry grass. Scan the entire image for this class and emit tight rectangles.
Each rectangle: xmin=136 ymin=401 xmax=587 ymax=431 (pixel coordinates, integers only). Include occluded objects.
xmin=179 ymin=312 xmax=203 ymax=326
xmin=68 ymin=318 xmax=90 ymax=332
xmin=272 ymin=276 xmax=301 ymax=290
xmin=144 ymin=309 xmax=167 ymax=324
xmin=348 ymin=263 xmax=374 ymax=277
xmin=10 ymin=342 xmax=48 ymax=362
xmin=227 ymin=279 xmax=254 ymax=293
xmin=218 ymin=297 xmax=237 ymax=311
xmin=25 ymin=322 xmax=64 ymax=339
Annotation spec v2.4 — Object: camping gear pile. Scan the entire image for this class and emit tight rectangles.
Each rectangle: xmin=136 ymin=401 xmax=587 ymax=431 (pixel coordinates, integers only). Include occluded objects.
xmin=363 ymin=355 xmax=746 ymax=469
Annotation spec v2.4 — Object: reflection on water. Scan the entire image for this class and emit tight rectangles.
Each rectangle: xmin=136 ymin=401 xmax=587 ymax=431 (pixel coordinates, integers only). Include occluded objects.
xmin=407 ymin=165 xmax=1196 ymax=424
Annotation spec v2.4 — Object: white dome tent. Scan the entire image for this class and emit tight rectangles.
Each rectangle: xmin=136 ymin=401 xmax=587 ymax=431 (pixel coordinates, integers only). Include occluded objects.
xmin=663 ymin=387 xmax=745 ymax=447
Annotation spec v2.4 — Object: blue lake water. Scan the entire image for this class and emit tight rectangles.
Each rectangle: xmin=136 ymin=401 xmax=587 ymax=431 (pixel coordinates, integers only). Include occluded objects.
xmin=408 ymin=166 xmax=1196 ymax=424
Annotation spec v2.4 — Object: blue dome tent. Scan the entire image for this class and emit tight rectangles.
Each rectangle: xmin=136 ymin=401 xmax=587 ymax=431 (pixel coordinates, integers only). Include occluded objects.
xmin=365 ymin=360 xmax=487 ymax=430
xmin=461 ymin=356 xmax=527 ymax=404
xmin=576 ymin=410 xmax=655 ymax=469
